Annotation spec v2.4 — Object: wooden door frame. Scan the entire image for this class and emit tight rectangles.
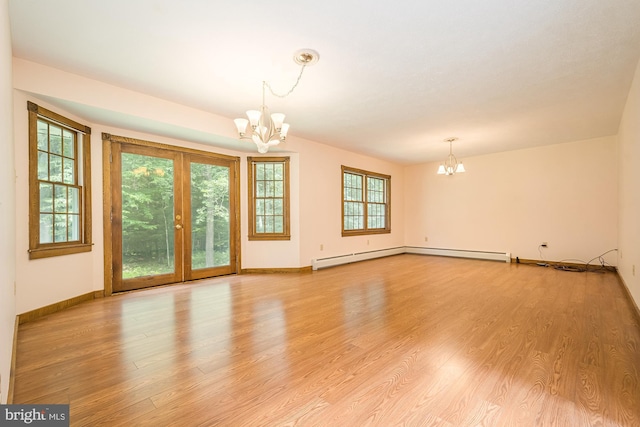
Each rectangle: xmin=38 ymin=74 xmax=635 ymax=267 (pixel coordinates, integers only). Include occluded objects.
xmin=102 ymin=133 xmax=241 ymax=296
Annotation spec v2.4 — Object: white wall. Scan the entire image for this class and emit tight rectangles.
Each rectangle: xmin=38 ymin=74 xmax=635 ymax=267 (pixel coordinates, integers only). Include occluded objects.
xmin=618 ymin=58 xmax=640 ymax=308
xmin=0 ymin=0 xmax=16 ymax=403
xmin=404 ymin=137 xmax=618 ymax=264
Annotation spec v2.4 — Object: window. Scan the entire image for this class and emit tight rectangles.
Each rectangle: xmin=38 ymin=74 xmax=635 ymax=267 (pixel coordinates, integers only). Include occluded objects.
xmin=28 ymin=101 xmax=92 ymax=259
xmin=342 ymin=166 xmax=390 ymax=236
xmin=247 ymin=157 xmax=290 ymax=240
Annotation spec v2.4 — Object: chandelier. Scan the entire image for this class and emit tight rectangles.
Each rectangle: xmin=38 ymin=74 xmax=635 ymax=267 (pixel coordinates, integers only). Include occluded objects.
xmin=437 ymin=137 xmax=466 ymax=175
xmin=234 ymin=49 xmax=319 ymax=153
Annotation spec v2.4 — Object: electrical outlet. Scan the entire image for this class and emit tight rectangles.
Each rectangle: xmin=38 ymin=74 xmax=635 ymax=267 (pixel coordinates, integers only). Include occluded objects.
xmin=424 ymin=236 xmax=428 ymax=242
xmin=320 ymin=244 xmax=324 ymax=251
xmin=633 ymin=265 xmax=636 ymax=276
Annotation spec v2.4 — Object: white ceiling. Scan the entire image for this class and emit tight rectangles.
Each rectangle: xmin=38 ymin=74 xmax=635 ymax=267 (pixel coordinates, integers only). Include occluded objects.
xmin=9 ymin=0 xmax=640 ymax=164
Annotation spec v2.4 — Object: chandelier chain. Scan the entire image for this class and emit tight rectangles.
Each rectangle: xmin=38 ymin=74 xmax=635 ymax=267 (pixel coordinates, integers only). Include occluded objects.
xmin=264 ymin=65 xmax=307 ymax=98
xmin=234 ymin=49 xmax=318 ymax=153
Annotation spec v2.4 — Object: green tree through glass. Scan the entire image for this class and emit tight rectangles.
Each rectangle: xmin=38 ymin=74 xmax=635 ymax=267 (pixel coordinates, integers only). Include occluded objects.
xmin=121 ymin=153 xmax=175 ymax=279
xmin=191 ymin=163 xmax=230 ymax=269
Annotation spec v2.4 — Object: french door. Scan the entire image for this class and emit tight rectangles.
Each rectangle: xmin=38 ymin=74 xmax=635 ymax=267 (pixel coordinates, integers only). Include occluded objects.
xmin=108 ymin=138 xmax=238 ymax=292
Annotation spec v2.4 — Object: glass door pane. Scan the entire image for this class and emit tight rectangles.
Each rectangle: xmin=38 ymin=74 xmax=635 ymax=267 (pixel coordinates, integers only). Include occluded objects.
xmin=190 ymin=162 xmax=230 ymax=269
xmin=121 ymin=152 xmax=176 ymax=279
xmin=184 ymin=154 xmax=235 ymax=281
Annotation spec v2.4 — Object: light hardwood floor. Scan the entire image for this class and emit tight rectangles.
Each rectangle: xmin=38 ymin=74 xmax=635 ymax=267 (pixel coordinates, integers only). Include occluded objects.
xmin=13 ymin=255 xmax=640 ymax=426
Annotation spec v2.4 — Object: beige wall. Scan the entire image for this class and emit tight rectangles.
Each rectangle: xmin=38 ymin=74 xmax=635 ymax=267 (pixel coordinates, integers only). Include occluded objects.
xmin=404 ymin=136 xmax=618 ymax=264
xmin=12 ymin=59 xmax=405 ymax=313
xmin=0 ymin=0 xmax=16 ymax=403
xmin=618 ymin=58 xmax=640 ymax=308
xmin=297 ymin=137 xmax=405 ymax=264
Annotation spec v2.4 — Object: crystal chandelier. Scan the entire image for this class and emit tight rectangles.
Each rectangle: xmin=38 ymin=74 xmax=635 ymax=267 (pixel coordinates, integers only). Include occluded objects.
xmin=234 ymin=49 xmax=319 ymax=154
xmin=437 ymin=137 xmax=466 ymax=175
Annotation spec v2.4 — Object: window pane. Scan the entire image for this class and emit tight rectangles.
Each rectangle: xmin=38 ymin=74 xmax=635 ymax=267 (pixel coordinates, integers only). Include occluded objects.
xmin=256 ymin=181 xmax=264 ymax=197
xmin=256 ymin=216 xmax=264 ymax=233
xmin=265 ymin=216 xmax=274 ymax=232
xmin=344 ymin=201 xmax=364 ymax=230
xmin=265 ymin=164 xmax=274 ymax=180
xmin=275 ymin=181 xmax=283 ymax=197
xmin=256 ymin=199 xmax=264 ymax=215
xmin=50 ymin=155 xmax=63 ymax=182
xmin=274 ymin=164 xmax=283 ymax=180
xmin=39 ymin=183 xmax=53 ymax=213
xmin=265 ymin=199 xmax=273 ymax=215
xmin=38 ymin=152 xmax=49 ymax=180
xmin=265 ymin=181 xmax=274 ymax=197
xmin=69 ymin=187 xmax=79 ymax=214
xmin=49 ymin=125 xmax=62 ymax=155
xmin=54 ymin=214 xmax=67 ymax=242
xmin=274 ymin=199 xmax=283 ymax=215
xmin=367 ymin=203 xmax=386 ymax=229
xmin=54 ymin=185 xmax=67 ymax=213
xmin=37 ymin=120 xmax=48 ymax=151
xmin=367 ymin=177 xmax=385 ymax=203
xmin=68 ymin=214 xmax=80 ymax=241
xmin=274 ymin=216 xmax=283 ymax=233
xmin=344 ymin=173 xmax=363 ymax=202
xmin=63 ymin=158 xmax=75 ymax=184
xmin=62 ymin=129 xmax=75 ymax=158
xmin=40 ymin=214 xmax=53 ymax=243
xmin=256 ymin=164 xmax=264 ymax=180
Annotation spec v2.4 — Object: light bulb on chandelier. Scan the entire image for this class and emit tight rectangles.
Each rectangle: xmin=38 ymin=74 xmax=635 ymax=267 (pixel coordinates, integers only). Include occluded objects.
xmin=437 ymin=137 xmax=466 ymax=175
xmin=234 ymin=49 xmax=319 ymax=154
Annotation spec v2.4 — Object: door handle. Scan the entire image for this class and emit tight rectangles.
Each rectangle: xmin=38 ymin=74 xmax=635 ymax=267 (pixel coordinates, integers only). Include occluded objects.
xmin=175 ymin=224 xmax=183 ymax=230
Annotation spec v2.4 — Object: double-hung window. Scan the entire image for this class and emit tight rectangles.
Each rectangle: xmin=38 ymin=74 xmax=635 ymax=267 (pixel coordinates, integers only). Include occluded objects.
xmin=247 ymin=157 xmax=290 ymax=240
xmin=28 ymin=101 xmax=92 ymax=259
xmin=342 ymin=166 xmax=390 ymax=236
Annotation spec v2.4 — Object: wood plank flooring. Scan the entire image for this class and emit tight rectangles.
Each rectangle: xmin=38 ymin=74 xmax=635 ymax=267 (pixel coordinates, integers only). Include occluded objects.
xmin=13 ymin=254 xmax=640 ymax=426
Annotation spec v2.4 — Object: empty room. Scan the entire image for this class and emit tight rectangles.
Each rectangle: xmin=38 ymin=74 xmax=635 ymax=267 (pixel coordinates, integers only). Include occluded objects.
xmin=1 ymin=1 xmax=639 ymax=425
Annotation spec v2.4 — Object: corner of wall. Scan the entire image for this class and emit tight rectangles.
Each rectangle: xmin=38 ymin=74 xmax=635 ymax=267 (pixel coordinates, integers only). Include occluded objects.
xmin=617 ymin=55 xmax=640 ymax=312
xmin=1 ymin=0 xmax=17 ymax=404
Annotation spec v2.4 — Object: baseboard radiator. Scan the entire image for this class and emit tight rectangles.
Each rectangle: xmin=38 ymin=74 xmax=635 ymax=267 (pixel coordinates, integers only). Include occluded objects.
xmin=404 ymin=247 xmax=511 ymax=263
xmin=312 ymin=247 xmax=405 ymax=270
xmin=312 ymin=246 xmax=510 ymax=270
